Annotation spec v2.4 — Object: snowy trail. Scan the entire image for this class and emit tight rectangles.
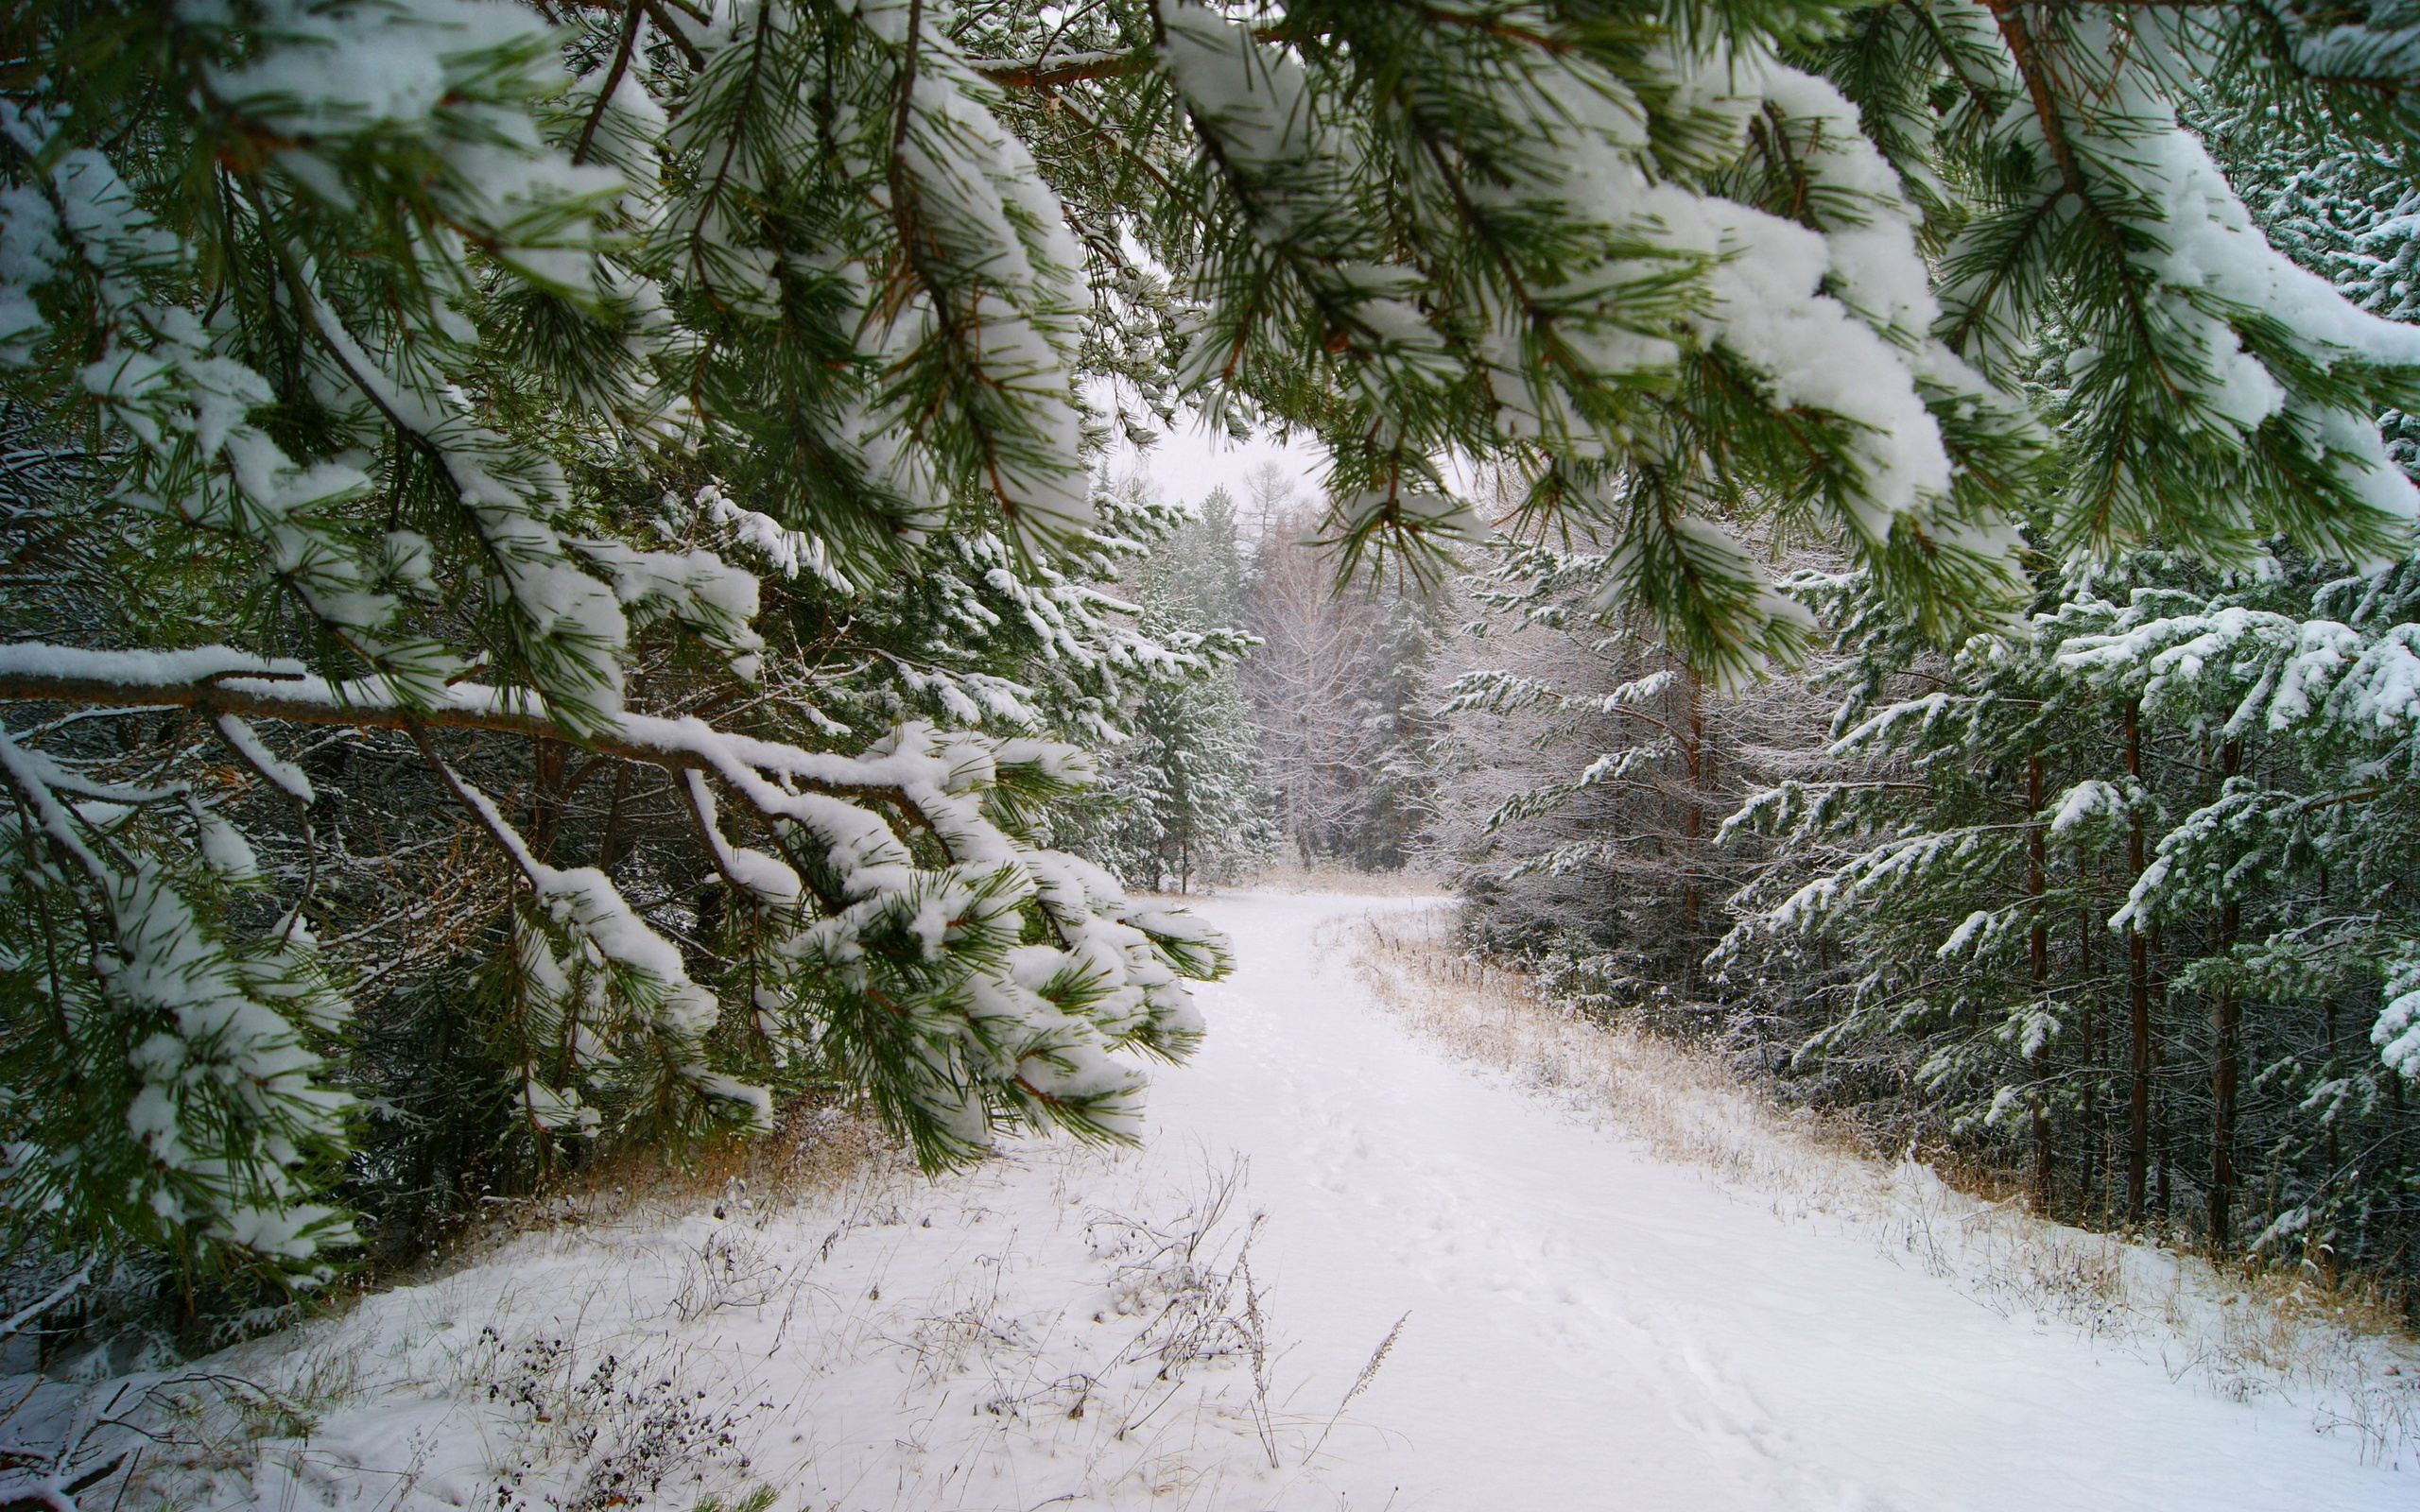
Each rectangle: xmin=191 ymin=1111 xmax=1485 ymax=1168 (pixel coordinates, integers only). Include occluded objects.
xmin=1162 ymin=892 xmax=2409 ymax=1511
xmin=107 ymin=890 xmax=2411 ymax=1512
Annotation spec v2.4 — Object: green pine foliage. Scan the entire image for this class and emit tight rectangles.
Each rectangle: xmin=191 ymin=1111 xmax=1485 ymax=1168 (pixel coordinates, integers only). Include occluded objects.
xmin=0 ymin=0 xmax=1239 ymax=1303
xmin=1694 ymin=54 xmax=2420 ymax=1273
xmin=1083 ymin=486 xmax=1273 ymax=891
xmin=1341 ymin=587 xmax=1451 ymax=870
xmin=1438 ymin=533 xmax=1835 ymax=1002
xmin=14 ymin=0 xmax=2420 ymax=1320
xmin=1429 ymin=0 xmax=2420 ymax=1287
xmin=1713 ymin=547 xmax=2420 ymax=1272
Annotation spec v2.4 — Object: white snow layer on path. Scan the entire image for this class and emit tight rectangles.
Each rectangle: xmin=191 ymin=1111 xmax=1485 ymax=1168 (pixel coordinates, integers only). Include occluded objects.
xmin=1173 ymin=894 xmax=2411 ymax=1511
xmin=109 ymin=891 xmax=2410 ymax=1512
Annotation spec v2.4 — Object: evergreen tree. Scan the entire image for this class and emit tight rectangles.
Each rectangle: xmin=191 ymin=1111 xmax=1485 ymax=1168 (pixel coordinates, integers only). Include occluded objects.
xmin=1440 ymin=532 xmax=1838 ymax=1002
xmin=1716 ymin=548 xmax=2420 ymax=1272
xmin=0 ymin=2 xmax=1236 ymax=1294
xmin=1713 ymin=568 xmax=2187 ymax=1227
xmin=1086 ymin=486 xmax=1271 ymax=890
xmin=1347 ymin=586 xmax=1450 ymax=869
xmin=1706 ymin=66 xmax=2420 ymax=1272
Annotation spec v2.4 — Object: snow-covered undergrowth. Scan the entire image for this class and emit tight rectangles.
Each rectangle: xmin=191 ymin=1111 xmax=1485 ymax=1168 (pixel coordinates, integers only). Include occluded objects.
xmin=1230 ymin=865 xmax=1451 ymax=900
xmin=2 ymin=1122 xmax=1376 ymax=1512
xmin=1345 ymin=907 xmax=2420 ymax=1469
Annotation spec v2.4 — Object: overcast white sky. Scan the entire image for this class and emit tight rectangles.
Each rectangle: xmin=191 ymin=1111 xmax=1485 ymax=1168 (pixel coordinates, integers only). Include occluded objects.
xmin=1098 ymin=404 xmax=1498 ymax=525
xmin=1100 ymin=408 xmax=1324 ymax=512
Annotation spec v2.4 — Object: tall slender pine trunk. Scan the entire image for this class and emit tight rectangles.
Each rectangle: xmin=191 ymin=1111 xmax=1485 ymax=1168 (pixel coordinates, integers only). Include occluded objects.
xmin=2208 ymin=740 xmax=2243 ymax=1248
xmin=2080 ymin=908 xmax=2100 ymax=1223
xmin=2029 ymin=757 xmax=2053 ymax=1212
xmin=2125 ymin=699 xmax=2152 ymax=1226
xmin=1680 ymin=668 xmax=1704 ymax=960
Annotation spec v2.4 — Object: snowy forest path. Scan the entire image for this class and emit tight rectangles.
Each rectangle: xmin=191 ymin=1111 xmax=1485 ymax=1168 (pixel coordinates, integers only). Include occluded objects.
xmin=1169 ymin=891 xmax=2406 ymax=1511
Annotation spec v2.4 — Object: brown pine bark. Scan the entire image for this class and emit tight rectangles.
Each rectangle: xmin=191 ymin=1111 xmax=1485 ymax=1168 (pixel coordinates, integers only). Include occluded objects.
xmin=1681 ymin=668 xmax=1704 ymax=947
xmin=2208 ymin=739 xmax=2243 ymax=1248
xmin=2029 ymin=756 xmax=2053 ymax=1212
xmin=2080 ymin=907 xmax=2100 ymax=1222
xmin=2125 ymin=699 xmax=2152 ymax=1226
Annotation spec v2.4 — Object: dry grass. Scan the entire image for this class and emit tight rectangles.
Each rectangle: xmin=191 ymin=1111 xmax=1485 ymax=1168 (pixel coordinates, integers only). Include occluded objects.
xmin=392 ymin=1100 xmax=901 ymax=1283
xmin=1342 ymin=910 xmax=1882 ymax=1202
xmin=23 ymin=1108 xmax=904 ymax=1512
xmin=91 ymin=1126 xmax=1403 ymax=1512
xmin=1224 ymin=863 xmax=1450 ymax=898
xmin=1343 ymin=905 xmax=2420 ymax=1469
xmin=509 ymin=1099 xmax=897 ymax=1226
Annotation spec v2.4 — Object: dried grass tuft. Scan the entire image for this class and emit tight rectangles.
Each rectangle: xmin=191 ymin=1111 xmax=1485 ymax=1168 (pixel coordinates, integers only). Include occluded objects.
xmin=1223 ymin=864 xmax=1450 ymax=899
xmin=409 ymin=1100 xmax=903 ymax=1279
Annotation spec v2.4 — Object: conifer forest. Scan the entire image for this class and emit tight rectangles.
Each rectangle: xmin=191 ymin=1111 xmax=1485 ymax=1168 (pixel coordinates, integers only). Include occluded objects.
xmin=9 ymin=0 xmax=2420 ymax=1505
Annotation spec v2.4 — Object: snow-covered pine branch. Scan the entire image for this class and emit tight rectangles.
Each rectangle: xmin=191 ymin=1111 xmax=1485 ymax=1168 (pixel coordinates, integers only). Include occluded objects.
xmin=0 ymin=2 xmax=1242 ymax=1290
xmin=19 ymin=0 xmax=2420 ymax=1304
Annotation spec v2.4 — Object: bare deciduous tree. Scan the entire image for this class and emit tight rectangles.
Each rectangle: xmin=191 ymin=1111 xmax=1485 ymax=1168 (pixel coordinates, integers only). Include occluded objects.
xmin=1238 ymin=467 xmax=1443 ymax=870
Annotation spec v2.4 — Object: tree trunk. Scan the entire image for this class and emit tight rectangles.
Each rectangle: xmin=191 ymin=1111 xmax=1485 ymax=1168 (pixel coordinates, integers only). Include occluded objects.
xmin=2080 ymin=907 xmax=2099 ymax=1223
xmin=2029 ymin=756 xmax=2052 ymax=1213
xmin=2209 ymin=905 xmax=2240 ymax=1246
xmin=2125 ymin=699 xmax=2152 ymax=1226
xmin=1680 ymin=669 xmax=1704 ymax=952
xmin=2325 ymin=994 xmax=2342 ymax=1178
xmin=2321 ymin=864 xmax=2340 ymax=1179
xmin=597 ymin=759 xmax=635 ymax=875
xmin=529 ymin=735 xmax=567 ymax=863
xmin=2208 ymin=739 xmax=2242 ymax=1249
xmin=2152 ymin=942 xmax=2170 ymax=1222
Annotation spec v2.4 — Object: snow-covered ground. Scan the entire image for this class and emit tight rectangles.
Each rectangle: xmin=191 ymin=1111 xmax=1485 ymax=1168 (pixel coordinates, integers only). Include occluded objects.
xmin=40 ymin=892 xmax=2418 ymax=1510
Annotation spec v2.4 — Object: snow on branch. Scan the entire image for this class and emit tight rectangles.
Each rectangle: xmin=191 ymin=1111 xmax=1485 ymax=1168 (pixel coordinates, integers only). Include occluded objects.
xmin=0 ymin=639 xmax=1230 ymax=1174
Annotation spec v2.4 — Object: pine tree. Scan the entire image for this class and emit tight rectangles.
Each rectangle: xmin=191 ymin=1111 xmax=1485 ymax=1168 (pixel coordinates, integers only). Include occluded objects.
xmin=1708 ymin=60 xmax=2420 ymax=1267
xmin=13 ymin=0 xmax=2420 ymax=1298
xmin=1346 ymin=586 xmax=1450 ymax=869
xmin=1713 ymin=571 xmax=2174 ymax=1225
xmin=0 ymin=3 xmax=1235 ymax=1291
xmin=1718 ymin=546 xmax=2420 ymax=1269
xmin=1439 ymin=531 xmax=1837 ymax=1004
xmin=1084 ymin=485 xmax=1271 ymax=890
xmin=1242 ymin=482 xmax=1448 ymax=868
xmin=1098 ymin=644 xmax=1270 ymax=891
